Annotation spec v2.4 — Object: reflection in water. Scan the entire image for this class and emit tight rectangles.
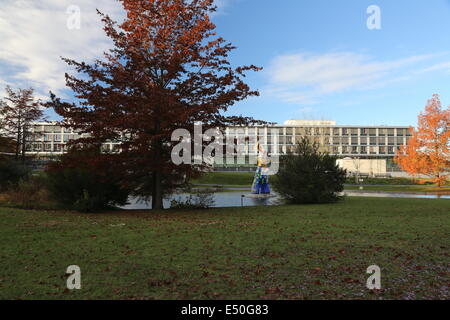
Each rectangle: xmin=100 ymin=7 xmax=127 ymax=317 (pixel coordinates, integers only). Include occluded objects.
xmin=121 ymin=190 xmax=449 ymax=210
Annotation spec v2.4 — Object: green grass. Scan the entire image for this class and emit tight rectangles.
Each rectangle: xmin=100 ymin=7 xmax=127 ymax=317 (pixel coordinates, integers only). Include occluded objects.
xmin=0 ymin=197 xmax=449 ymax=300
xmin=192 ymin=172 xmax=254 ymax=185
xmin=193 ymin=172 xmax=449 ymax=187
xmin=345 ymin=185 xmax=450 ymax=194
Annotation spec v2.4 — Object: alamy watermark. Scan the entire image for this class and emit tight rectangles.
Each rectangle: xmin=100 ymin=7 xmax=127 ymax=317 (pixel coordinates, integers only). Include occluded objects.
xmin=366 ymin=265 xmax=381 ymax=290
xmin=171 ymin=123 xmax=280 ymax=175
xmin=367 ymin=5 xmax=381 ymax=30
xmin=66 ymin=265 xmax=81 ymax=290
xmin=67 ymin=5 xmax=81 ymax=30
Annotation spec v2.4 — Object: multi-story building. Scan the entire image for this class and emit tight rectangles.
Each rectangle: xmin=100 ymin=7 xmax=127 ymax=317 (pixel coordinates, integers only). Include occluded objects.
xmin=24 ymin=120 xmax=411 ymax=173
xmin=224 ymin=120 xmax=410 ymax=166
xmin=25 ymin=121 xmax=121 ymax=157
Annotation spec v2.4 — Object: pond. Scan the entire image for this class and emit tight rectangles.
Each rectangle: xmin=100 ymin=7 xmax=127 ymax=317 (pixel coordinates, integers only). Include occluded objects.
xmin=122 ymin=190 xmax=449 ymax=210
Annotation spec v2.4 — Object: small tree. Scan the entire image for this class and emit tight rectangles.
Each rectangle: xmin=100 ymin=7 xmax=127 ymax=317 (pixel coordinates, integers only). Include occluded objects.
xmin=273 ymin=137 xmax=346 ymax=204
xmin=0 ymin=86 xmax=44 ymax=162
xmin=395 ymin=94 xmax=450 ymax=187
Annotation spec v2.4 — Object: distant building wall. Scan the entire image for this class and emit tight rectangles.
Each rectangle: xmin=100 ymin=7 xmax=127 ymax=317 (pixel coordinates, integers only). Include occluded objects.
xmin=337 ymin=159 xmax=387 ymax=176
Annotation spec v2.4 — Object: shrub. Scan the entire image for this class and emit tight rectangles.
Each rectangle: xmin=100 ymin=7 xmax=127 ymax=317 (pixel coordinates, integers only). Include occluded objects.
xmin=272 ymin=138 xmax=347 ymax=204
xmin=170 ymin=190 xmax=215 ymax=209
xmin=0 ymin=158 xmax=30 ymax=192
xmin=2 ymin=174 xmax=51 ymax=209
xmin=46 ymin=150 xmax=130 ymax=212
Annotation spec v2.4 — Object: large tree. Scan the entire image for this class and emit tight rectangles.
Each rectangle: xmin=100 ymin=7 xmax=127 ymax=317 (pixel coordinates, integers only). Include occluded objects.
xmin=47 ymin=0 xmax=262 ymax=209
xmin=395 ymin=94 xmax=450 ymax=187
xmin=0 ymin=86 xmax=44 ymax=162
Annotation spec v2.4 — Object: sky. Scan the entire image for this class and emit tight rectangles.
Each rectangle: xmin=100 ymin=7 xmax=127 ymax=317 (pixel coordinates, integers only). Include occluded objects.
xmin=1 ymin=0 xmax=450 ymax=126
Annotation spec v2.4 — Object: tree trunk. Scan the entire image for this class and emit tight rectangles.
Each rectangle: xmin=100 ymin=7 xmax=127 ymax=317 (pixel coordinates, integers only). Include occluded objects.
xmin=15 ymin=125 xmax=21 ymax=161
xmin=21 ymin=127 xmax=27 ymax=164
xmin=152 ymin=170 xmax=163 ymax=210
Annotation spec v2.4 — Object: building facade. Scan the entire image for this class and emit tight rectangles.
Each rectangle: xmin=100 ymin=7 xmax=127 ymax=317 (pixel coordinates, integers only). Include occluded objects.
xmin=25 ymin=120 xmax=411 ymax=172
xmin=224 ymin=120 xmax=411 ymax=165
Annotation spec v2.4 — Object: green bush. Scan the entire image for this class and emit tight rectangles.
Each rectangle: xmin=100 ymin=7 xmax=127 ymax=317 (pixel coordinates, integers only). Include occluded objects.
xmin=0 ymin=159 xmax=30 ymax=191
xmin=2 ymin=174 xmax=51 ymax=209
xmin=46 ymin=151 xmax=130 ymax=212
xmin=272 ymin=138 xmax=347 ymax=204
xmin=170 ymin=190 xmax=215 ymax=209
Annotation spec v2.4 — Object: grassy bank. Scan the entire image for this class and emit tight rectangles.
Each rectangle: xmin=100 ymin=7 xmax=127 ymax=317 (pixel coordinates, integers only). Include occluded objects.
xmin=345 ymin=185 xmax=450 ymax=194
xmin=192 ymin=172 xmax=254 ymax=185
xmin=0 ymin=197 xmax=448 ymax=299
xmin=192 ymin=172 xmax=450 ymax=194
xmin=192 ymin=172 xmax=448 ymax=186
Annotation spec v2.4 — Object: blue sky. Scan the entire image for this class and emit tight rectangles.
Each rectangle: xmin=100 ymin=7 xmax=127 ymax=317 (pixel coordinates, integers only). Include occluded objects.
xmin=1 ymin=0 xmax=450 ymax=126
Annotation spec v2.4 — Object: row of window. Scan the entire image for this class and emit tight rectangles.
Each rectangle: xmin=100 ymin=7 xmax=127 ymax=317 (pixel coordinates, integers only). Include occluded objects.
xmin=26 ymin=143 xmax=120 ymax=153
xmin=228 ymin=127 xmax=411 ymax=136
xmin=230 ymin=145 xmax=401 ymax=155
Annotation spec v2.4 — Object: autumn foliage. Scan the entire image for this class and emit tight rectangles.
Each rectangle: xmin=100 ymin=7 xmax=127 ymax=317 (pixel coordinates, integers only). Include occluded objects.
xmin=395 ymin=94 xmax=450 ymax=187
xmin=47 ymin=0 xmax=262 ymax=209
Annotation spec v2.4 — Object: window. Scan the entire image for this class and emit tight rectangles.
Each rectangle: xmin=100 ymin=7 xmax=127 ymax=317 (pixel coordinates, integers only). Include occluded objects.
xmin=360 ymin=136 xmax=368 ymax=145
xmin=313 ymin=127 xmax=320 ymax=135
xmin=360 ymin=146 xmax=367 ymax=154
xmin=342 ymin=128 xmax=349 ymax=136
xmin=369 ymin=128 xmax=377 ymax=136
xmin=387 ymin=128 xmax=394 ymax=136
xmin=396 ymin=137 xmax=404 ymax=145
xmin=333 ymin=128 xmax=340 ymax=136
xmin=360 ymin=128 xmax=369 ymax=136
xmin=388 ymin=137 xmax=395 ymax=145
xmin=351 ymin=128 xmax=358 ymax=136
xmin=341 ymin=136 xmax=350 ymax=145
xmin=379 ymin=128 xmax=387 ymax=136
xmin=351 ymin=137 xmax=358 ymax=145
xmin=378 ymin=137 xmax=386 ymax=145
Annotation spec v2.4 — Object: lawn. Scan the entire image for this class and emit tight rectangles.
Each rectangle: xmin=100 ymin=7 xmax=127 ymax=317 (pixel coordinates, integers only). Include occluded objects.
xmin=0 ymin=197 xmax=448 ymax=300
xmin=192 ymin=172 xmax=254 ymax=185
xmin=192 ymin=172 xmax=449 ymax=187
xmin=345 ymin=185 xmax=450 ymax=194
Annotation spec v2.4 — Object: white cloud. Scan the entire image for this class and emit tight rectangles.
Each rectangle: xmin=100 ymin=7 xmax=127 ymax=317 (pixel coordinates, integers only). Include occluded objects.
xmin=416 ymin=61 xmax=450 ymax=74
xmin=265 ymin=51 xmax=447 ymax=106
xmin=0 ymin=0 xmax=234 ymax=101
xmin=0 ymin=0 xmax=125 ymax=99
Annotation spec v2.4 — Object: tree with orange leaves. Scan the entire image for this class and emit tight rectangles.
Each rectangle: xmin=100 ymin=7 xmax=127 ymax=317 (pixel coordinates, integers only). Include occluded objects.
xmin=46 ymin=0 xmax=263 ymax=209
xmin=395 ymin=94 xmax=450 ymax=187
